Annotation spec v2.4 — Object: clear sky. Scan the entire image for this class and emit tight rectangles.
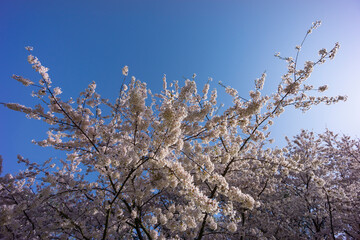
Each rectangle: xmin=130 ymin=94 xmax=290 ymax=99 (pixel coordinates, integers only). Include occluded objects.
xmin=1 ymin=0 xmax=360 ymax=174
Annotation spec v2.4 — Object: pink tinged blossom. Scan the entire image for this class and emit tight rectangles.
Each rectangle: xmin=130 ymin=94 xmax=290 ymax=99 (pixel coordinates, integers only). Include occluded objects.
xmin=225 ymin=86 xmax=238 ymax=97
xmin=162 ymin=74 xmax=167 ymax=89
xmin=6 ymin=103 xmax=32 ymax=114
xmin=122 ymin=65 xmax=129 ymax=76
xmin=53 ymin=87 xmax=62 ymax=96
xmin=202 ymin=83 xmax=210 ymax=99
xmin=12 ymin=75 xmax=34 ymax=86
xmin=227 ymin=222 xmax=237 ymax=232
xmin=318 ymin=85 xmax=328 ymax=92
xmin=329 ymin=42 xmax=340 ymax=59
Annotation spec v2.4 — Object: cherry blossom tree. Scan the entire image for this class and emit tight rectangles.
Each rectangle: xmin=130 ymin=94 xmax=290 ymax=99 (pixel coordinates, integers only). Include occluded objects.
xmin=237 ymin=130 xmax=360 ymax=240
xmin=0 ymin=22 xmax=350 ymax=239
xmin=279 ymin=130 xmax=360 ymax=240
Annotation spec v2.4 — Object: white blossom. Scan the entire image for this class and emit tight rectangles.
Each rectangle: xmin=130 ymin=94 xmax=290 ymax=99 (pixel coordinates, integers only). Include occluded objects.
xmin=227 ymin=222 xmax=237 ymax=232
xmin=122 ymin=65 xmax=129 ymax=76
xmin=12 ymin=75 xmax=34 ymax=86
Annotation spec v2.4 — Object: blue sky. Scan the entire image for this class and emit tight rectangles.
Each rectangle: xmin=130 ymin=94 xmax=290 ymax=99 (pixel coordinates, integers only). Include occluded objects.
xmin=1 ymin=0 xmax=360 ymax=174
